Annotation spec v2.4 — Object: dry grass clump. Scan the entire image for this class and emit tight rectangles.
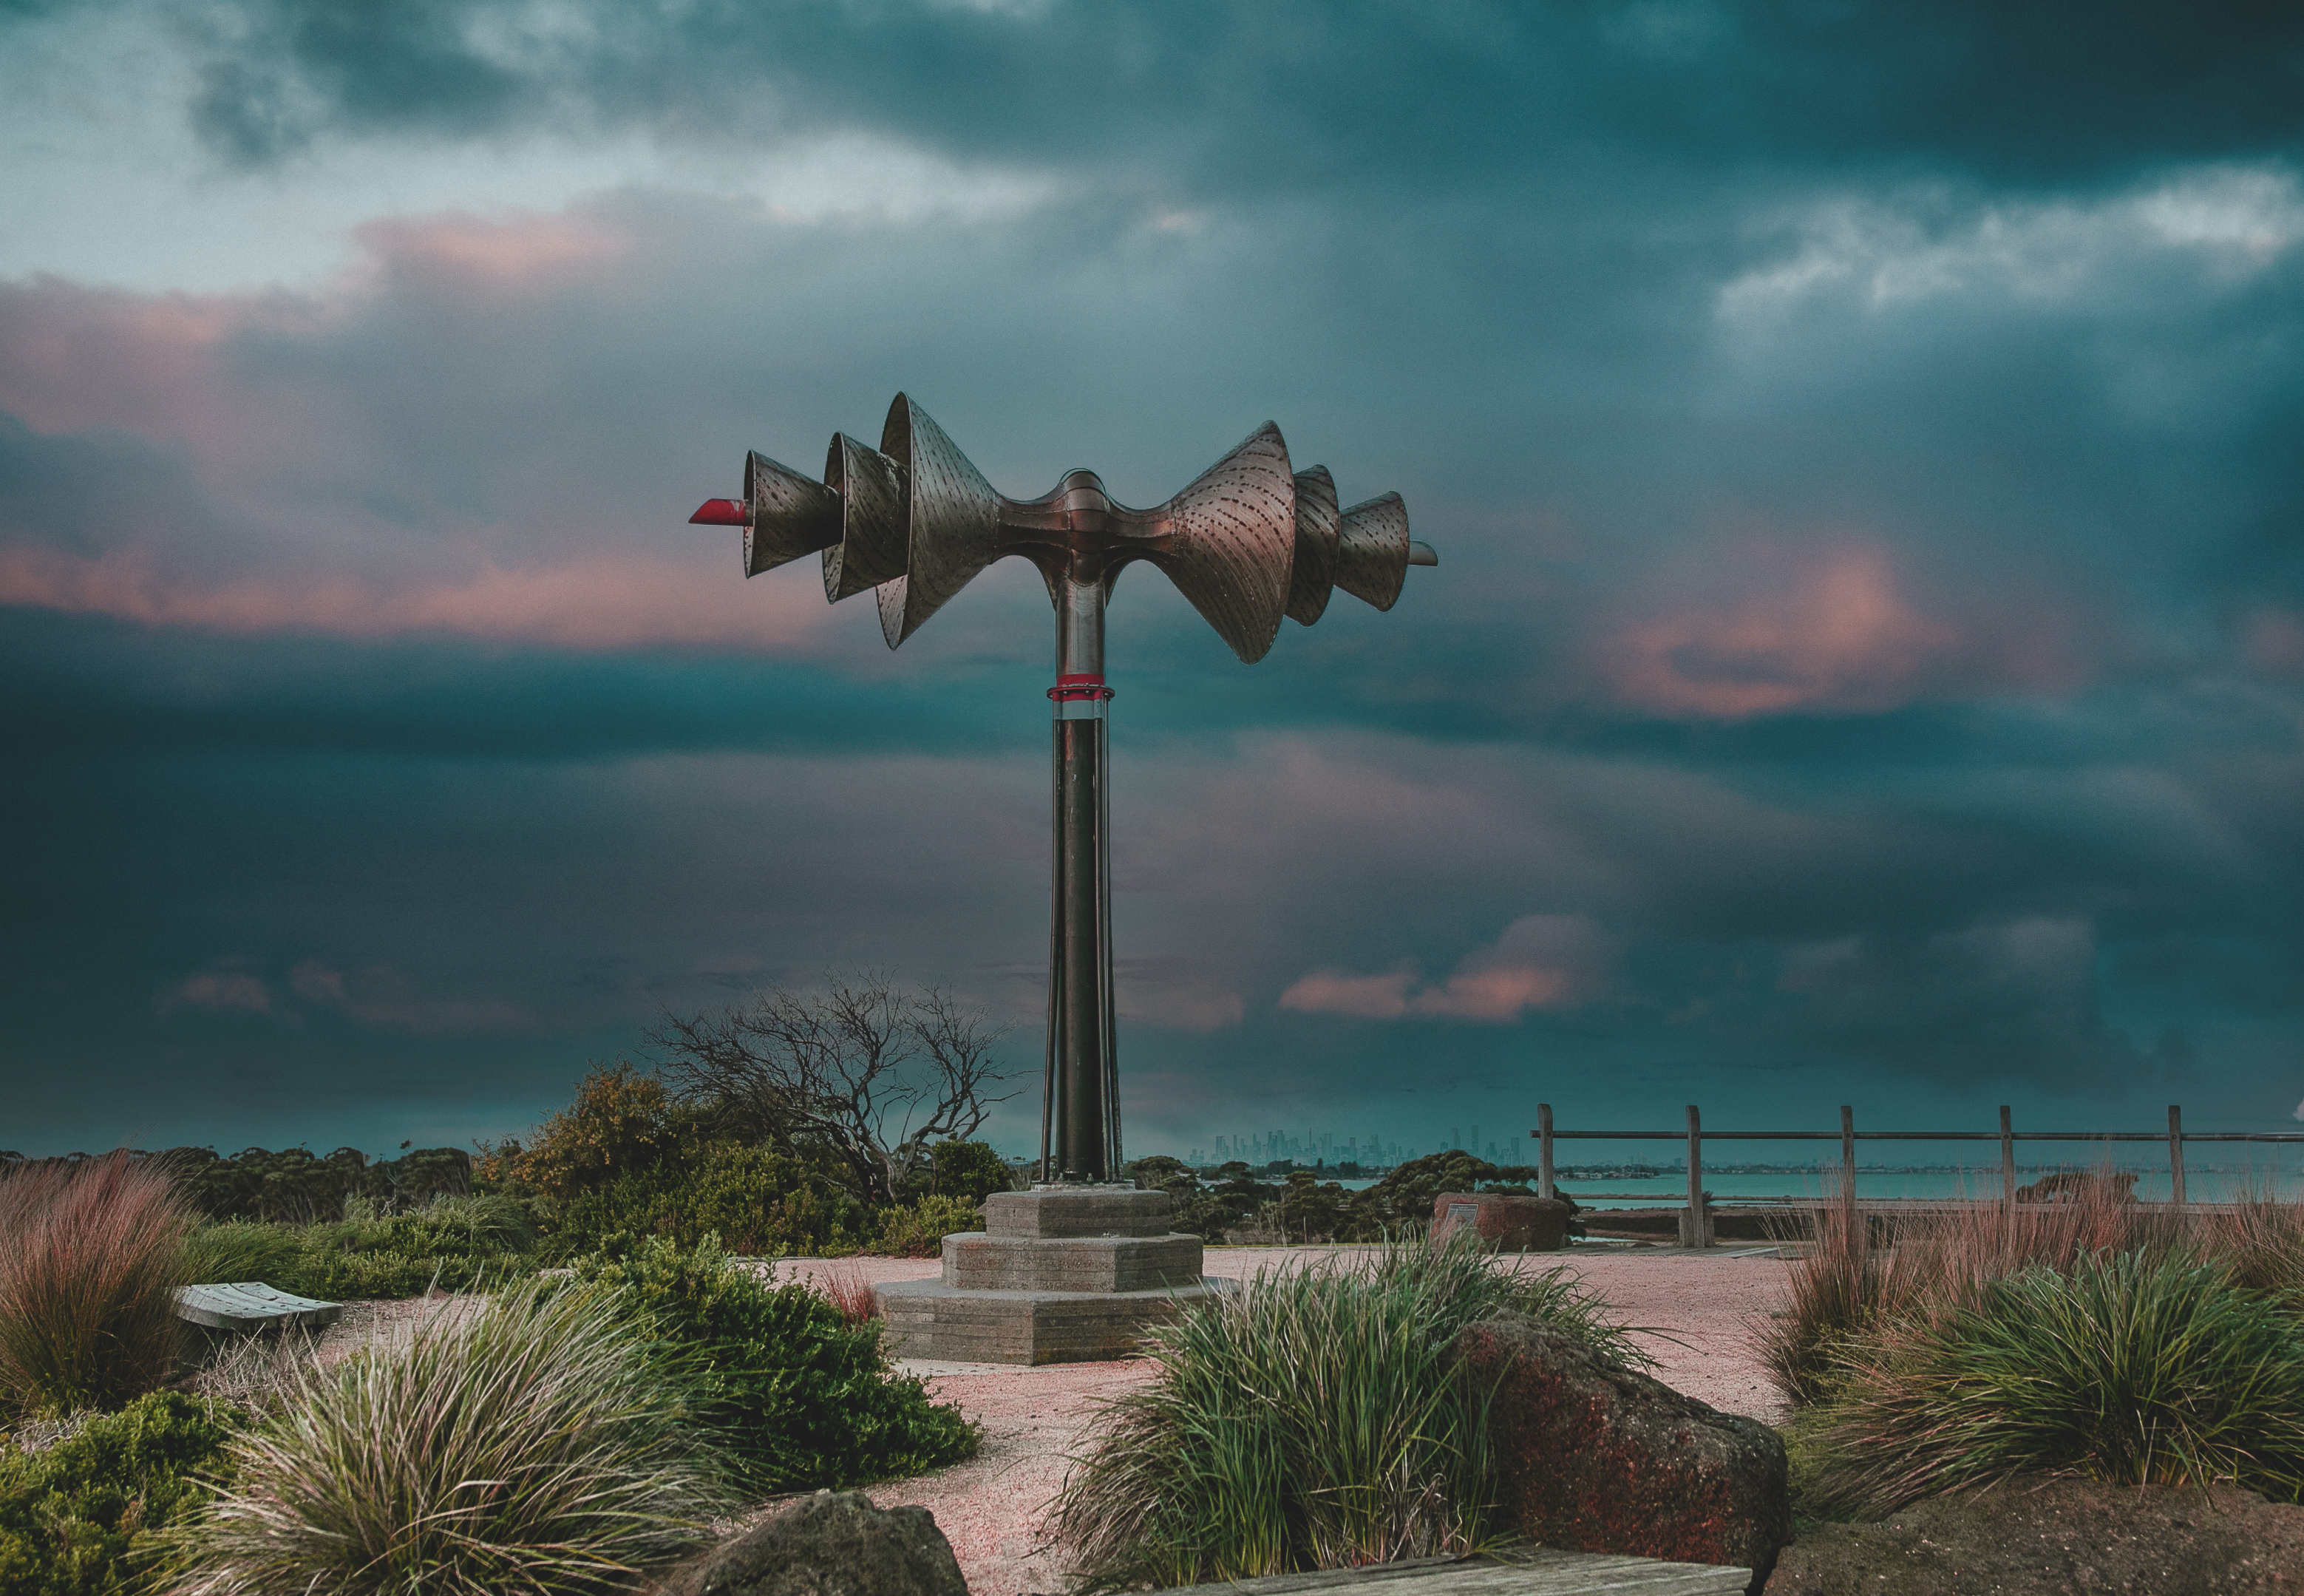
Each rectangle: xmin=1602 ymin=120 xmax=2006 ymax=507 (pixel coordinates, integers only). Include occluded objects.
xmin=813 ymin=1263 xmax=881 ymax=1328
xmin=1056 ymin=1238 xmax=1645 ymax=1592
xmin=0 ymin=1152 xmax=197 ymax=1418
xmin=166 ymin=1278 xmax=731 ymax=1596
xmin=1767 ymin=1169 xmax=2304 ymax=1515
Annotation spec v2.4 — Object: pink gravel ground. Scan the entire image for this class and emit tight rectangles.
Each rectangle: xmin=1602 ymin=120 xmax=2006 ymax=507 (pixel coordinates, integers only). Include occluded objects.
xmin=768 ymin=1245 xmax=1793 ymax=1596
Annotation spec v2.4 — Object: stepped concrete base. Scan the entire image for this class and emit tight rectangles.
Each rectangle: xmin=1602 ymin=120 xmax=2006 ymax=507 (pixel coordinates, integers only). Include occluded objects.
xmin=876 ymin=1183 xmax=1224 ymax=1364
xmin=877 ymin=1277 xmax=1225 ymax=1364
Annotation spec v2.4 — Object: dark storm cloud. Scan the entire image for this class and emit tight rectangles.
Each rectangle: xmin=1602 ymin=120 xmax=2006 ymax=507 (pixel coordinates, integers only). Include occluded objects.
xmin=7 ymin=1 xmax=2304 ymax=1157
xmin=153 ymin=0 xmax=2304 ymax=188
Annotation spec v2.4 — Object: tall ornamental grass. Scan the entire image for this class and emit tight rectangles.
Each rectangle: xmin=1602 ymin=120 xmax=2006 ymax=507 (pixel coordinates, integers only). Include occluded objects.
xmin=167 ymin=1278 xmax=730 ymax=1596
xmin=0 ymin=1153 xmax=196 ymax=1418
xmin=1798 ymin=1251 xmax=2304 ymax=1516
xmin=1055 ymin=1239 xmax=1645 ymax=1592
xmin=1758 ymin=1169 xmax=2192 ymax=1408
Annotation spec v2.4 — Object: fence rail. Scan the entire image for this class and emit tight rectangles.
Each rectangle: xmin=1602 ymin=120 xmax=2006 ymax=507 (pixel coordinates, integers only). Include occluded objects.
xmin=1530 ymin=1104 xmax=2304 ymax=1248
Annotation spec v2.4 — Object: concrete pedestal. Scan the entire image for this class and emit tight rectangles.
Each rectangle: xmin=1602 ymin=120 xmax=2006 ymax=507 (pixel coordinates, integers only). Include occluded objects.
xmin=876 ymin=1185 xmax=1225 ymax=1364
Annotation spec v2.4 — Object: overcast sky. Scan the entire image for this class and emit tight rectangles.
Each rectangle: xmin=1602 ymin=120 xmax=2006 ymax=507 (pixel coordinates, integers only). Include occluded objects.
xmin=4 ymin=1 xmax=2301 ymax=1164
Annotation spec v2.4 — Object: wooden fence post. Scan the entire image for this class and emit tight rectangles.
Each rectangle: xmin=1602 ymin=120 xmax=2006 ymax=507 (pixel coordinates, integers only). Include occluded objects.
xmin=1840 ymin=1104 xmax=1856 ymax=1196
xmin=1999 ymin=1106 xmax=2016 ymax=1203
xmin=2169 ymin=1104 xmax=2186 ymax=1209
xmin=1680 ymin=1104 xmax=1709 ymax=1248
xmin=1537 ymin=1103 xmax=1555 ymax=1201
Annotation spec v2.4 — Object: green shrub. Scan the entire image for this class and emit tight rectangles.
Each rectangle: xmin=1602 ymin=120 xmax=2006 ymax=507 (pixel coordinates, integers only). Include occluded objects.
xmin=870 ymin=1196 xmax=982 ymax=1257
xmin=166 ymin=1278 xmax=727 ymax=1596
xmin=573 ymin=1234 xmax=975 ymax=1493
xmin=924 ymin=1140 xmax=1013 ymax=1203
xmin=1 ymin=1155 xmax=195 ymax=1419
xmin=1056 ymin=1237 xmax=1645 ymax=1590
xmin=180 ymin=1197 xmax=540 ymax=1303
xmin=1800 ymin=1252 xmax=2304 ymax=1517
xmin=0 ymin=1390 xmax=244 ymax=1596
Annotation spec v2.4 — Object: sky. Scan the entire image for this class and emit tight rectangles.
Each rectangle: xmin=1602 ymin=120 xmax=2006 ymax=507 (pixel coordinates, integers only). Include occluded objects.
xmin=3 ymin=1 xmax=2302 ymax=1166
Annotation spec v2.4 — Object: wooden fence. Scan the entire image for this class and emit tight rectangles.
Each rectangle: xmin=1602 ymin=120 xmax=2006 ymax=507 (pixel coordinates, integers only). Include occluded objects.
xmin=1531 ymin=1104 xmax=2304 ymax=1247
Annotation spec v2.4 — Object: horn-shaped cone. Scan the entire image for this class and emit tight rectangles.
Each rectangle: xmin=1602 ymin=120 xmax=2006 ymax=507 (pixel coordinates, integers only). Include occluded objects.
xmin=1285 ymin=465 xmax=1340 ymax=626
xmin=1335 ymin=492 xmax=1412 ymax=611
xmin=820 ymin=432 xmax=908 ymax=602
xmin=741 ymin=452 xmax=841 ymax=577
xmin=1136 ymin=421 xmax=1297 ymax=663
xmin=879 ymin=393 xmax=1003 ymax=648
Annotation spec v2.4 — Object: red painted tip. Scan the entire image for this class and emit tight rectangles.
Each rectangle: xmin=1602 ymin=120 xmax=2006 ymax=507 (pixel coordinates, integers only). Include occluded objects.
xmin=688 ymin=498 xmax=747 ymax=526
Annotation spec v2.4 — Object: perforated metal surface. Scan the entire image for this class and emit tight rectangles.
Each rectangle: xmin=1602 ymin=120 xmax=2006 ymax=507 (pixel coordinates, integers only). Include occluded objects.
xmin=1287 ymin=463 xmax=1342 ymax=626
xmin=820 ymin=432 xmax=908 ymax=601
xmin=741 ymin=450 xmax=841 ymax=576
xmin=1336 ymin=491 xmax=1413 ymax=611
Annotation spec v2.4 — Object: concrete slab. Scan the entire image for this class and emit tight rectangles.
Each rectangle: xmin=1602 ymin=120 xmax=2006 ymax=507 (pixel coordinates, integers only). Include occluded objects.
xmin=1153 ymin=1549 xmax=1750 ymax=1594
xmin=944 ymin=1231 xmax=1206 ymax=1292
xmin=877 ymin=1277 xmax=1229 ymax=1364
xmin=174 ymin=1281 xmax=344 ymax=1332
xmin=984 ymin=1186 xmax=1173 ymax=1238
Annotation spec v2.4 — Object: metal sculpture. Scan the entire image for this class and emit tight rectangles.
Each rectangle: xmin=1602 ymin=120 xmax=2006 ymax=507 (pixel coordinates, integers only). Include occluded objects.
xmin=690 ymin=395 xmax=1435 ymax=1182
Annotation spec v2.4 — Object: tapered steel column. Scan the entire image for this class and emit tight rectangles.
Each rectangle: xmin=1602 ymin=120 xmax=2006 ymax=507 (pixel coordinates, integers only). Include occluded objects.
xmin=1044 ymin=573 xmax=1116 ymax=1181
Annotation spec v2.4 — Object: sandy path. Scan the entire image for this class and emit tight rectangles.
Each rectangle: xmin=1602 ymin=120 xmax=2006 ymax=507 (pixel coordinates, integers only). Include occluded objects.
xmin=769 ymin=1245 xmax=1792 ymax=1596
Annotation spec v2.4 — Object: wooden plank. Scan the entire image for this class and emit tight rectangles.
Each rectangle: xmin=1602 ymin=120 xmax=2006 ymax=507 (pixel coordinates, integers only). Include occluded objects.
xmin=1154 ymin=1549 xmax=1750 ymax=1595
xmin=174 ymin=1281 xmax=344 ymax=1332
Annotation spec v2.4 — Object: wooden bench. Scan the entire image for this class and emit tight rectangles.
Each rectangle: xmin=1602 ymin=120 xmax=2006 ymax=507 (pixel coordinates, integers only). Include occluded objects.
xmin=174 ymin=1281 xmax=344 ymax=1333
xmin=1158 ymin=1549 xmax=1751 ymax=1594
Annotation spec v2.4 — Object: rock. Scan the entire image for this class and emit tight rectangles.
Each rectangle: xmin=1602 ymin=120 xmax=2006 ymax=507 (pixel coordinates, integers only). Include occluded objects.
xmin=1767 ymin=1476 xmax=2304 ymax=1595
xmin=1457 ymin=1312 xmax=1789 ymax=1595
xmin=653 ymin=1490 xmax=968 ymax=1596
xmin=1430 ymin=1192 xmax=1571 ymax=1252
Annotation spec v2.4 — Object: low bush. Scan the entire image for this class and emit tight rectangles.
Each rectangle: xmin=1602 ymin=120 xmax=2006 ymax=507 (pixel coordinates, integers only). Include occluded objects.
xmin=180 ymin=1195 xmax=541 ymax=1303
xmin=167 ymin=1278 xmax=728 ymax=1596
xmin=0 ymin=1155 xmax=195 ymax=1419
xmin=1798 ymin=1252 xmax=2304 ymax=1516
xmin=0 ymin=1390 xmax=245 ymax=1596
xmin=573 ymin=1234 xmax=975 ymax=1493
xmin=1056 ymin=1238 xmax=1645 ymax=1590
xmin=869 ymin=1195 xmax=982 ymax=1257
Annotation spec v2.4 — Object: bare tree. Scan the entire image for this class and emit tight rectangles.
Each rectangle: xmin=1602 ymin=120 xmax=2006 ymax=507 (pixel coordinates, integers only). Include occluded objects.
xmin=648 ymin=971 xmax=1018 ymax=1207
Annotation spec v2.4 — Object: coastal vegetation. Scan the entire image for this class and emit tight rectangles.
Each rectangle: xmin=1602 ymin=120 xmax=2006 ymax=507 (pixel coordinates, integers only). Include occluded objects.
xmin=1767 ymin=1178 xmax=2304 ymax=1515
xmin=1055 ymin=1237 xmax=1645 ymax=1591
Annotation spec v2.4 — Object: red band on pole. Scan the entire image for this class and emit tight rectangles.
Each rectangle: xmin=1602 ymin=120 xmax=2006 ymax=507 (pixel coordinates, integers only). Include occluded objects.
xmin=1049 ymin=673 xmax=1115 ymax=703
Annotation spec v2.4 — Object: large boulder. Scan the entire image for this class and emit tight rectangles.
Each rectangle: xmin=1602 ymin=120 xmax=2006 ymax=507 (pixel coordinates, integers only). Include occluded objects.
xmin=653 ymin=1490 xmax=968 ymax=1596
xmin=1457 ymin=1312 xmax=1789 ymax=1595
xmin=1430 ymin=1192 xmax=1571 ymax=1252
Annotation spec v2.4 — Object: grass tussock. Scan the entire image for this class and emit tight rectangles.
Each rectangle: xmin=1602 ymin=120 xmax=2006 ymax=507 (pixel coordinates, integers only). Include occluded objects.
xmin=812 ymin=1263 xmax=881 ymax=1328
xmin=1801 ymin=1252 xmax=2304 ymax=1515
xmin=1767 ymin=1169 xmax=2304 ymax=1515
xmin=166 ymin=1278 xmax=730 ymax=1596
xmin=0 ymin=1153 xmax=197 ymax=1419
xmin=1055 ymin=1238 xmax=1646 ymax=1592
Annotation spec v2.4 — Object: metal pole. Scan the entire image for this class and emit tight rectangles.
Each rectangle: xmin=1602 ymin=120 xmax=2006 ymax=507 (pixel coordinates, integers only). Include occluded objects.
xmin=1537 ymin=1104 xmax=1554 ymax=1201
xmin=1839 ymin=1104 xmax=1855 ymax=1196
xmin=1999 ymin=1105 xmax=2016 ymax=1203
xmin=1682 ymin=1104 xmax=1707 ymax=1249
xmin=1049 ymin=574 xmax=1113 ymax=1181
xmin=2169 ymin=1104 xmax=2186 ymax=1209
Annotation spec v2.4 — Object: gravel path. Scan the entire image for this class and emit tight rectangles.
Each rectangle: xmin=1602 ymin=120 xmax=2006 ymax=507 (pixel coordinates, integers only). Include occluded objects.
xmin=769 ymin=1244 xmax=1793 ymax=1596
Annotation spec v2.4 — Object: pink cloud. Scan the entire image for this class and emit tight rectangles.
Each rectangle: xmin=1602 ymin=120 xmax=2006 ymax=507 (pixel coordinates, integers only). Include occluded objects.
xmin=353 ymin=211 xmax=634 ymax=291
xmin=1279 ymin=915 xmax=1611 ymax=1024
xmin=2246 ymin=608 xmax=2304 ymax=677
xmin=1600 ymin=545 xmax=1960 ymax=718
xmin=163 ymin=970 xmax=275 ymax=1014
xmin=0 ymin=543 xmax=838 ymax=652
xmin=289 ymin=960 xmax=532 ymax=1036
